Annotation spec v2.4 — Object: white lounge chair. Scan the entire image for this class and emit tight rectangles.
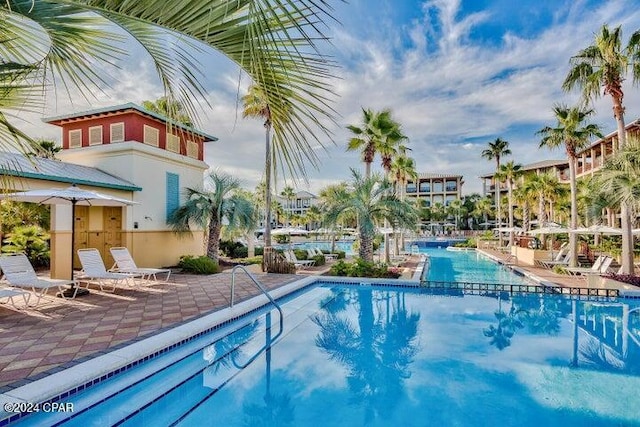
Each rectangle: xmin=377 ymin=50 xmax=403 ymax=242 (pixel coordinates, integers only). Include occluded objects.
xmin=536 ymin=243 xmax=569 ymax=267
xmin=539 ymin=252 xmax=572 ymax=269
xmin=0 ymin=253 xmax=78 ymax=306
xmin=0 ymin=287 xmax=31 ymax=310
xmin=77 ymin=248 xmax=138 ymax=292
xmin=109 ymin=247 xmax=171 ymax=283
xmin=284 ymin=250 xmax=315 ymax=270
xmin=312 ymin=248 xmax=338 ymax=261
xmin=566 ymin=255 xmax=607 ymax=276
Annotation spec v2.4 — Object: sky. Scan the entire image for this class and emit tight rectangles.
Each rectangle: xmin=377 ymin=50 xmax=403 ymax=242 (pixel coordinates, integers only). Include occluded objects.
xmin=13 ymin=0 xmax=640 ymax=195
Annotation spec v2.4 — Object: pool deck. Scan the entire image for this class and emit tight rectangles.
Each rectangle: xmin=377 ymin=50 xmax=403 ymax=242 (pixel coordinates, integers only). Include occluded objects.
xmin=0 ymin=251 xmax=624 ymax=395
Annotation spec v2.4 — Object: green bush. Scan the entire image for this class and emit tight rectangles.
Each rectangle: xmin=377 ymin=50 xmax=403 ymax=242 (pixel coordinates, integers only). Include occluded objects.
xmin=236 ymin=256 xmax=262 ymax=265
xmin=293 ymin=249 xmax=308 ymax=260
xmin=335 ymin=250 xmax=346 ymax=259
xmin=328 ymin=258 xmax=401 ymax=279
xmin=232 ymin=246 xmax=248 ymax=258
xmin=178 ymin=255 xmax=220 ymax=274
xmin=255 ymin=247 xmax=264 ymax=256
xmin=275 ymin=234 xmax=290 ymax=244
xmin=454 ymin=238 xmax=476 ymax=248
xmin=1 ymin=225 xmax=50 ymax=267
xmin=552 ymin=265 xmax=567 ymax=275
xmin=312 ymin=254 xmax=326 ymax=266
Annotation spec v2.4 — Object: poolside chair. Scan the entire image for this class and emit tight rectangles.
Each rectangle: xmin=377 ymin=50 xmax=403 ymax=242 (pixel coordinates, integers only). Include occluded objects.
xmin=77 ymin=248 xmax=138 ymax=292
xmin=313 ymin=248 xmax=338 ymax=261
xmin=410 ymin=244 xmax=420 ymax=255
xmin=539 ymin=252 xmax=572 ymax=269
xmin=0 ymin=287 xmax=30 ymax=310
xmin=109 ymin=247 xmax=171 ymax=283
xmin=284 ymin=250 xmax=315 ymax=270
xmin=565 ymin=255 xmax=607 ymax=276
xmin=576 ymin=257 xmax=615 ymax=279
xmin=0 ymin=253 xmax=78 ymax=306
xmin=535 ymin=243 xmax=569 ymax=267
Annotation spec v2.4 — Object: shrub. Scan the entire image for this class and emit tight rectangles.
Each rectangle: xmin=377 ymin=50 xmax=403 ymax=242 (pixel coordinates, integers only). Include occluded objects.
xmin=328 ymin=258 xmax=400 ymax=278
xmin=606 ymin=273 xmax=640 ymax=287
xmin=2 ymin=225 xmax=50 ymax=267
xmin=293 ymin=249 xmax=308 ymax=260
xmin=236 ymin=256 xmax=263 ymax=265
xmin=255 ymin=247 xmax=264 ymax=256
xmin=312 ymin=254 xmax=326 ymax=266
xmin=335 ymin=250 xmax=346 ymax=259
xmin=232 ymin=246 xmax=248 ymax=258
xmin=275 ymin=234 xmax=290 ymax=244
xmin=178 ymin=255 xmax=220 ymax=274
xmin=552 ymin=265 xmax=567 ymax=275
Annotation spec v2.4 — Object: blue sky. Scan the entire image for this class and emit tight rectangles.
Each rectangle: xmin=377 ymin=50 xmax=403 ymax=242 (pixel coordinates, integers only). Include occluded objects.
xmin=20 ymin=0 xmax=640 ymax=195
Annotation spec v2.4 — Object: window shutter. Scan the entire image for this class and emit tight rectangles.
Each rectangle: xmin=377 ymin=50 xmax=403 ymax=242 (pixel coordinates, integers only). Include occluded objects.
xmin=69 ymin=130 xmax=82 ymax=148
xmin=166 ymin=133 xmax=180 ymax=152
xmin=166 ymin=172 xmax=180 ymax=222
xmin=110 ymin=123 xmax=125 ymax=142
xmin=186 ymin=140 xmax=198 ymax=158
xmin=89 ymin=126 xmax=103 ymax=145
xmin=144 ymin=125 xmax=159 ymax=147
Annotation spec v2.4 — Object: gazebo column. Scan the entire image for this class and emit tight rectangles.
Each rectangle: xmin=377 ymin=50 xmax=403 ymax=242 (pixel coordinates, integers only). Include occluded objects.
xmin=50 ymin=205 xmax=72 ymax=279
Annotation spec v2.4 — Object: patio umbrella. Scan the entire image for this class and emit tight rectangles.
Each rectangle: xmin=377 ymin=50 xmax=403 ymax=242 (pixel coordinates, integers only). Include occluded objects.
xmin=493 ymin=226 xmax=524 ymax=233
xmin=527 ymin=226 xmax=570 ymax=235
xmin=0 ymin=184 xmax=136 ymax=292
xmin=570 ymin=225 xmax=622 ymax=255
xmin=271 ymin=227 xmax=309 ymax=236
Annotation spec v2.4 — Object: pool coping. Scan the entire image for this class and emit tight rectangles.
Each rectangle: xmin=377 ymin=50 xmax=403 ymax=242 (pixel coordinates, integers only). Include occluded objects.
xmin=0 ymin=275 xmax=420 ymax=423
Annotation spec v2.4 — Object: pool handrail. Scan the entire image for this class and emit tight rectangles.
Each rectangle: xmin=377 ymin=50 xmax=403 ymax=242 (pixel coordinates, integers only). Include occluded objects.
xmin=229 ymin=265 xmax=285 ymax=369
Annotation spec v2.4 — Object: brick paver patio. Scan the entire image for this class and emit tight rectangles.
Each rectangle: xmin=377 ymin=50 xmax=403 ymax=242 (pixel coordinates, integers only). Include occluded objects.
xmin=0 ymin=271 xmax=300 ymax=392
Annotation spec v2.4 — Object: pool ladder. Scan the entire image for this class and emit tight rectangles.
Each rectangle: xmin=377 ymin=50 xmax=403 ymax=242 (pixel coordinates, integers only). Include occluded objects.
xmin=229 ymin=265 xmax=284 ymax=368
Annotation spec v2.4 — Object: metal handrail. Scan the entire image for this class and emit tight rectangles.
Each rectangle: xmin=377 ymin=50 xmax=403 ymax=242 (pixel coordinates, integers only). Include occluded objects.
xmin=229 ymin=265 xmax=284 ymax=369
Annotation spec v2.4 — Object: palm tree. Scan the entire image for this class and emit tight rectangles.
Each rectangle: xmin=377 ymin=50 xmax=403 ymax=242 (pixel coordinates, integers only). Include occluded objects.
xmin=280 ymin=186 xmax=296 ymax=227
xmin=481 ymin=138 xmax=511 ymax=238
xmin=564 ymin=24 xmax=640 ymax=273
xmin=447 ymin=199 xmax=465 ymax=233
xmin=323 ymin=170 xmax=418 ymax=262
xmin=243 ymin=85 xmax=276 ymax=250
xmin=167 ymin=171 xmax=255 ymax=262
xmin=473 ymin=196 xmax=494 ymax=229
xmin=495 ymin=161 xmax=523 ymax=245
xmin=319 ymin=182 xmax=349 ymax=253
xmin=513 ymin=176 xmax=537 ymax=232
xmin=390 ymin=154 xmax=417 ymax=251
xmin=142 ymin=96 xmax=194 ymax=127
xmin=347 ymin=109 xmax=399 ymax=178
xmin=1 ymin=1 xmax=337 ymax=173
xmin=597 ymin=137 xmax=640 ymax=268
xmin=28 ymin=139 xmax=61 ymax=160
xmin=538 ymin=105 xmax=602 ymax=268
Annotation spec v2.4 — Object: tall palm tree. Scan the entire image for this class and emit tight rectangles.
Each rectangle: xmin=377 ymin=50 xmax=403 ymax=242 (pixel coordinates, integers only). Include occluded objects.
xmin=323 ymin=170 xmax=418 ymax=262
xmin=481 ymin=138 xmax=511 ymax=239
xmin=473 ymin=196 xmax=494 ymax=229
xmin=347 ymin=109 xmax=399 ymax=178
xmin=513 ymin=175 xmax=537 ymax=232
xmin=243 ymin=85 xmax=275 ymax=249
xmin=538 ymin=105 xmax=602 ymax=268
xmin=597 ymin=137 xmax=640 ymax=264
xmin=390 ymin=154 xmax=417 ymax=251
xmin=564 ymin=24 xmax=640 ymax=273
xmin=1 ymin=0 xmax=337 ymax=173
xmin=495 ymin=161 xmax=523 ymax=245
xmin=168 ymin=171 xmax=255 ymax=262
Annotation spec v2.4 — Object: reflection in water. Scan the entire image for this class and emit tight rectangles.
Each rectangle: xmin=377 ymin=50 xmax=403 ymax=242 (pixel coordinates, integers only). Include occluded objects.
xmin=312 ymin=288 xmax=420 ymax=424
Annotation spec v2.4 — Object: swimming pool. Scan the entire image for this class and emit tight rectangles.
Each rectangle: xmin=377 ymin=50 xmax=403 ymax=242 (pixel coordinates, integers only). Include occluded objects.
xmin=10 ymin=282 xmax=640 ymax=426
xmin=276 ymin=240 xmax=355 ymax=255
xmin=422 ymin=248 xmax=530 ymax=285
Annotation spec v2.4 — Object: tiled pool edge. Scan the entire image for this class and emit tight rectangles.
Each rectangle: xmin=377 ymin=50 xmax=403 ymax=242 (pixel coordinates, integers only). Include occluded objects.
xmin=0 ymin=275 xmax=421 ymax=424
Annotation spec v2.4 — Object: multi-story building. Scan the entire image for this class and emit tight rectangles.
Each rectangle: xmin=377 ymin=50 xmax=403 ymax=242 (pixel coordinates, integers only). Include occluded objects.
xmin=404 ymin=173 xmax=464 ymax=207
xmin=480 ymin=118 xmax=640 ymax=199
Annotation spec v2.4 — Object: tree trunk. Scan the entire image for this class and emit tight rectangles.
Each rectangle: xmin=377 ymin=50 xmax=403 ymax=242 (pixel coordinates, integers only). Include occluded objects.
xmin=568 ymin=156 xmax=578 ymax=268
xmin=613 ymin=104 xmax=634 ymax=274
xmin=360 ymin=228 xmax=374 ymax=262
xmin=207 ymin=220 xmax=222 ymax=262
xmin=613 ymin=94 xmax=627 ymax=149
xmin=246 ymin=232 xmax=255 ymax=258
xmin=508 ymin=180 xmax=514 ymax=246
xmin=365 ymin=161 xmax=371 ymax=179
xmin=264 ymin=124 xmax=273 ymax=248
xmin=496 ymin=181 xmax=503 ymax=246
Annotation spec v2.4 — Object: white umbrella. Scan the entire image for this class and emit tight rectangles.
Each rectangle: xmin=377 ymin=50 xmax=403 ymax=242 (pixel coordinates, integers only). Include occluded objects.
xmin=271 ymin=227 xmax=309 ymax=236
xmin=0 ymin=184 xmax=136 ymax=287
xmin=377 ymin=227 xmax=394 ymax=235
xmin=493 ymin=226 xmax=524 ymax=233
xmin=570 ymin=225 xmax=622 ymax=235
xmin=528 ymin=226 xmax=570 ymax=235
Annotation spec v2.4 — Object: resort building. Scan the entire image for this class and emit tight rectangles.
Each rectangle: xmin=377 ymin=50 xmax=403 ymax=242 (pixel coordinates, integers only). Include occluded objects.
xmin=480 ymin=118 xmax=640 ymax=200
xmin=0 ymin=103 xmax=217 ymax=278
xmin=404 ymin=173 xmax=464 ymax=207
xmin=276 ymin=190 xmax=318 ymax=217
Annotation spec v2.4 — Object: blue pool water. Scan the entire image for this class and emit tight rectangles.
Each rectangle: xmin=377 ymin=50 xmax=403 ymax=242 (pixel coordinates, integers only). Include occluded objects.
xmin=277 ymin=240 xmax=355 ymax=254
xmin=17 ymin=284 xmax=640 ymax=426
xmin=422 ymin=248 xmax=530 ymax=285
xmin=11 ymin=250 xmax=640 ymax=426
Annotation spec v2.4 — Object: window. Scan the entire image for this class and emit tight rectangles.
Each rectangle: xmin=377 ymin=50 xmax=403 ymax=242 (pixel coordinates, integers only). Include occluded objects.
xmin=433 ymin=180 xmax=443 ymax=192
xmin=89 ymin=126 xmax=103 ymax=145
xmin=110 ymin=123 xmax=125 ymax=143
xmin=186 ymin=140 xmax=198 ymax=158
xmin=68 ymin=129 xmax=82 ymax=148
xmin=166 ymin=172 xmax=180 ymax=222
xmin=405 ymin=183 xmax=417 ymax=193
xmin=419 ymin=181 xmax=431 ymax=193
xmin=166 ymin=133 xmax=180 ymax=153
xmin=143 ymin=125 xmax=159 ymax=147
xmin=446 ymin=180 xmax=458 ymax=192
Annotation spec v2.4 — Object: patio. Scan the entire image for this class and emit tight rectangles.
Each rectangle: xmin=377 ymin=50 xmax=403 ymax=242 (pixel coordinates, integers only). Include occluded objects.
xmin=0 ymin=272 xmax=299 ymax=392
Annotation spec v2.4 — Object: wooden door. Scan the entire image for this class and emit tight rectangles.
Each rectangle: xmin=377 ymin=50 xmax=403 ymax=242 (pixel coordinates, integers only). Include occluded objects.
xmin=73 ymin=206 xmax=89 ymax=269
xmin=103 ymin=207 xmax=122 ymax=268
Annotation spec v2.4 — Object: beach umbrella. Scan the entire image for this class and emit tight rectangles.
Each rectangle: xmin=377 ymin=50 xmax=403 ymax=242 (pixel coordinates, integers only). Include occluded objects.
xmin=0 ymin=184 xmax=136 ymax=289
xmin=570 ymin=225 xmax=622 ymax=235
xmin=271 ymin=227 xmax=309 ymax=236
xmin=493 ymin=226 xmax=524 ymax=233
xmin=528 ymin=226 xmax=570 ymax=235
